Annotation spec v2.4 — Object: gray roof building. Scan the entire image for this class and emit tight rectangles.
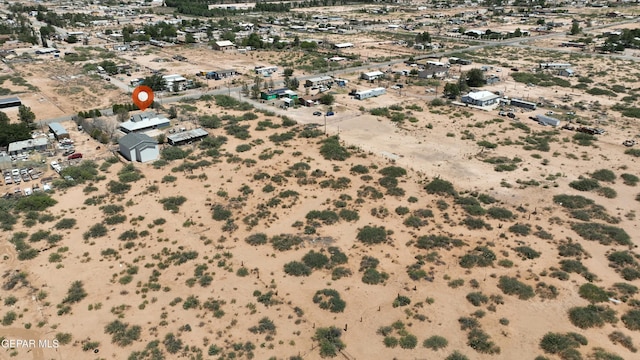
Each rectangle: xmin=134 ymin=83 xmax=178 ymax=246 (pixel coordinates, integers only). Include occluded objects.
xmin=167 ymin=128 xmax=209 ymax=146
xmin=0 ymin=97 xmax=21 ymax=109
xmin=48 ymin=122 xmax=69 ymax=140
xmin=119 ymin=112 xmax=171 ymax=133
xmin=8 ymin=137 xmax=49 ymax=155
xmin=118 ymin=133 xmax=159 ymax=163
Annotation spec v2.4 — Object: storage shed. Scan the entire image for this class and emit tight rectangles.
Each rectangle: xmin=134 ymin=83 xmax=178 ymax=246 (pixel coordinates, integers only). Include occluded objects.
xmin=167 ymin=128 xmax=209 ymax=146
xmin=118 ymin=133 xmax=159 ymax=163
xmin=48 ymin=122 xmax=69 ymax=140
xmin=535 ymin=114 xmax=561 ymax=127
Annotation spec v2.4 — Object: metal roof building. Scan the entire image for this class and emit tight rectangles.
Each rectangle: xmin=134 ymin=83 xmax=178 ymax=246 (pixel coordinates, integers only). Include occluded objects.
xmin=119 ymin=112 xmax=171 ymax=134
xmin=461 ymin=91 xmax=501 ymax=107
xmin=8 ymin=137 xmax=49 ymax=155
xmin=167 ymin=128 xmax=209 ymax=146
xmin=0 ymin=97 xmax=21 ymax=109
xmin=48 ymin=122 xmax=69 ymax=140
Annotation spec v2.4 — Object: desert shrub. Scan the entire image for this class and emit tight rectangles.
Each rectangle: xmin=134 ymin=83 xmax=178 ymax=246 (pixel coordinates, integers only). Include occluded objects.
xmin=54 ymin=218 xmax=77 ymax=230
xmin=591 ymin=169 xmax=616 ymax=182
xmin=83 ymin=223 xmax=108 ymax=240
xmin=463 ymin=216 xmax=488 ymax=230
xmin=621 ymin=173 xmax=639 ymax=186
xmin=104 ymin=214 xmax=126 ymax=225
xmin=423 ymin=335 xmax=448 ymax=351
xmin=571 ymin=222 xmax=631 ymax=246
xmin=487 ymin=207 xmax=513 ymax=220
xmin=560 ymin=259 xmax=587 ymax=274
xmin=159 ymin=196 xmax=186 ymax=212
xmin=320 ymin=136 xmax=350 ymax=161
xmin=395 ymin=206 xmax=410 ymax=215
xmin=621 ymin=309 xmax=640 ymax=331
xmin=14 ymin=193 xmax=57 ymax=212
xmin=498 ymin=276 xmax=535 ymax=300
xmin=416 ymin=234 xmax=464 ymax=249
xmin=306 ymin=210 xmax=340 ymax=225
xmin=379 ymin=166 xmax=407 ymax=177
xmin=459 ymin=246 xmax=496 ymax=268
xmin=331 ymin=267 xmax=352 ymax=280
xmin=2 ymin=311 xmax=17 ymax=326
xmin=568 ymin=305 xmax=618 ymax=329
xmin=578 ymin=283 xmax=609 ymax=303
xmin=399 ymin=334 xmax=418 ymax=349
xmin=248 ymin=317 xmax=276 ymax=334
xmin=383 ymin=336 xmax=398 ymax=348
xmin=540 ymin=332 xmax=587 ymax=356
xmin=608 ymin=331 xmax=637 ymax=352
xmin=338 ymin=209 xmax=359 ymax=222
xmin=314 ymin=326 xmax=345 ymax=357
xmin=313 ymin=289 xmax=346 ymax=313
xmin=404 ymin=215 xmax=426 ymax=228
xmin=211 ymin=204 xmax=231 ymax=221
xmin=508 ymin=223 xmax=531 ymax=236
xmin=514 ymin=246 xmax=541 ymax=260
xmin=554 ymin=194 xmax=594 ymax=209
xmin=392 ymin=295 xmax=411 ymax=308
xmin=350 ymin=164 xmax=369 ymax=174
xmin=62 ymin=281 xmax=87 ymax=304
xmin=106 ymin=180 xmax=131 ymax=194
xmin=271 ymin=234 xmax=303 ymax=251
xmin=284 ymin=261 xmax=312 ymax=276
xmin=573 ymin=132 xmax=597 ymax=146
xmin=118 ymin=230 xmax=138 ymax=241
xmin=466 ymin=292 xmax=489 ymax=307
xmin=303 ymin=251 xmax=330 ymax=269
xmin=597 ymin=187 xmax=617 ymax=199
xmin=362 ymin=268 xmax=388 ymax=285
xmin=558 ymin=242 xmax=586 ymax=257
xmin=569 ymin=178 xmax=600 ymax=191
xmin=466 ymin=327 xmax=500 ymax=354
xmin=445 ymin=351 xmax=469 ymax=360
xmin=245 ymin=233 xmax=268 ymax=246
xmin=424 ymin=178 xmax=457 ymax=196
xmin=356 ymin=226 xmax=387 ymax=245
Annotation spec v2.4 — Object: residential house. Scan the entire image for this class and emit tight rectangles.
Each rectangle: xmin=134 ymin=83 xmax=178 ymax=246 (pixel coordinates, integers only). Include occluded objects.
xmin=213 ymin=40 xmax=235 ymax=51
xmin=418 ymin=65 xmax=449 ymax=79
xmin=119 ymin=112 xmax=171 ymax=134
xmin=461 ymin=91 xmax=501 ymax=107
xmin=361 ymin=71 xmax=384 ymax=81
xmin=118 ymin=133 xmax=159 ymax=163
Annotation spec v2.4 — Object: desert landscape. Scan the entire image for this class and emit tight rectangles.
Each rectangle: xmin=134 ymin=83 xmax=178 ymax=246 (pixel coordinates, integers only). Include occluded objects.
xmin=2 ymin=1 xmax=640 ymax=360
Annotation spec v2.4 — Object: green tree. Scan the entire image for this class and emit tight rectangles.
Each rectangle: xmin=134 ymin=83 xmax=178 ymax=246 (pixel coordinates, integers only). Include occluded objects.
xmin=320 ymin=94 xmax=335 ymax=105
xmin=570 ymin=21 xmax=581 ymax=35
xmin=444 ymin=83 xmax=461 ymax=98
xmin=0 ymin=111 xmax=9 ymax=125
xmin=18 ymin=105 xmax=36 ymax=124
xmin=142 ymin=74 xmax=167 ymax=92
xmin=465 ymin=68 xmax=485 ymax=87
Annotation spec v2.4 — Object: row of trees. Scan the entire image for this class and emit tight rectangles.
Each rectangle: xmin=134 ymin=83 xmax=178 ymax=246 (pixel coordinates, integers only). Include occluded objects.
xmin=0 ymin=106 xmax=36 ymax=147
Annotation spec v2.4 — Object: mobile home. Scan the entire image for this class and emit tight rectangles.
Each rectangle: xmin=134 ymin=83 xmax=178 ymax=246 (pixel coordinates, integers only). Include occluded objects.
xmin=509 ymin=98 xmax=537 ymax=110
xmin=355 ymin=87 xmax=386 ymax=100
xmin=535 ymin=114 xmax=561 ymax=127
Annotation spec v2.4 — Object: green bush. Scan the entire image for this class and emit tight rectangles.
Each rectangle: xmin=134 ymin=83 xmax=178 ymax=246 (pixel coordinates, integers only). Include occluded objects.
xmin=270 ymin=234 xmax=303 ymax=251
xmin=568 ymin=305 xmax=617 ymax=329
xmin=573 ymin=132 xmax=597 ymax=146
xmin=159 ymin=196 xmax=187 ymax=212
xmin=320 ymin=136 xmax=350 ymax=161
xmin=487 ymin=207 xmax=513 ymax=220
xmin=331 ymin=267 xmax=352 ymax=280
xmin=62 ymin=281 xmax=87 ymax=304
xmin=383 ymin=336 xmax=398 ymax=348
xmin=356 ymin=225 xmax=387 ymax=245
xmin=14 ymin=193 xmax=57 ymax=212
xmin=621 ymin=309 xmax=640 ymax=331
xmin=591 ymin=169 xmax=616 ymax=182
xmin=362 ymin=268 xmax=388 ymax=285
xmin=392 ymin=295 xmax=411 ymax=308
xmin=338 ymin=209 xmax=359 ymax=222
xmin=459 ymin=246 xmax=496 ymax=268
xmin=608 ymin=331 xmax=637 ymax=352
xmin=161 ymin=146 xmax=189 ymax=160
xmin=466 ymin=292 xmax=489 ymax=307
xmin=625 ymin=148 xmax=640 ymax=157
xmin=245 ymin=233 xmax=268 ymax=246
xmin=621 ymin=173 xmax=639 ymax=186
xmin=508 ymin=223 xmax=531 ymax=236
xmin=415 ymin=235 xmax=464 ymax=249
xmin=302 ymin=251 xmax=330 ymax=269
xmin=350 ymin=164 xmax=369 ymax=174
xmin=539 ymin=332 xmax=587 ymax=355
xmin=54 ymin=218 xmax=77 ymax=230
xmin=248 ymin=317 xmax=276 ymax=334
xmin=514 ymin=246 xmax=541 ymax=260
xmin=284 ymin=261 xmax=312 ymax=276
xmin=578 ymin=283 xmax=608 ymax=303
xmin=399 ymin=334 xmax=418 ymax=349
xmin=498 ymin=276 xmax=535 ymax=300
xmin=571 ymin=222 xmax=631 ymax=246
xmin=314 ymin=327 xmax=345 ymax=358
xmin=597 ymin=187 xmax=617 ymax=199
xmin=106 ymin=180 xmax=131 ymax=194
xmin=424 ymin=178 xmax=457 ymax=196
xmin=423 ymin=335 xmax=448 ymax=350
xmin=445 ymin=351 xmax=469 ymax=360
xmin=313 ymin=289 xmax=346 ymax=313
xmin=379 ymin=166 xmax=407 ymax=177
xmin=211 ymin=204 xmax=232 ymax=221
xmin=83 ymin=223 xmax=108 ymax=240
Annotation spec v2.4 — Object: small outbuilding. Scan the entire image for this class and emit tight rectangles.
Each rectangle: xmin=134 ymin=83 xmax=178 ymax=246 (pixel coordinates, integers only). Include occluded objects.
xmin=213 ymin=40 xmax=235 ymax=50
xmin=461 ymin=91 xmax=501 ymax=107
xmin=361 ymin=71 xmax=384 ymax=81
xmin=0 ymin=97 xmax=21 ymax=109
xmin=118 ymin=133 xmax=159 ymax=163
xmin=535 ymin=114 xmax=561 ymax=127
xmin=167 ymin=128 xmax=209 ymax=146
xmin=48 ymin=122 xmax=69 ymax=140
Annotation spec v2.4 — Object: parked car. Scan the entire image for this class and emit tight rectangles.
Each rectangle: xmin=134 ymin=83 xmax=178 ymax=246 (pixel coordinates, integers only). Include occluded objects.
xmin=498 ymin=111 xmax=507 ymax=116
xmin=507 ymin=112 xmax=516 ymax=119
xmin=63 ymin=149 xmax=75 ymax=156
xmin=313 ymin=111 xmax=322 ymax=116
xmin=326 ymin=111 xmax=335 ymax=116
xmin=68 ymin=153 xmax=83 ymax=160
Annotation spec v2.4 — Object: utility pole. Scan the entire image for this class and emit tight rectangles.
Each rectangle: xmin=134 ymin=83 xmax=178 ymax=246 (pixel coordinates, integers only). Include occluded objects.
xmin=324 ymin=114 xmax=327 ymax=135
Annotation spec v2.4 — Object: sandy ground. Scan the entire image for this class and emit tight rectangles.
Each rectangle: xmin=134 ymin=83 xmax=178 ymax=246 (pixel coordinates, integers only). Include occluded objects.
xmin=1 ymin=6 xmax=640 ymax=360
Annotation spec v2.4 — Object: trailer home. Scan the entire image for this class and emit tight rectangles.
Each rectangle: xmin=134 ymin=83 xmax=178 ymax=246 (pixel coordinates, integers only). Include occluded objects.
xmin=355 ymin=87 xmax=386 ymax=100
xmin=509 ymin=98 xmax=537 ymax=110
xmin=535 ymin=114 xmax=561 ymax=127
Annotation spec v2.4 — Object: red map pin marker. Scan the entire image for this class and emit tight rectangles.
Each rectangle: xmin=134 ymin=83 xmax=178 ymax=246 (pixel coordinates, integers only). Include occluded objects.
xmin=132 ymin=85 xmax=154 ymax=111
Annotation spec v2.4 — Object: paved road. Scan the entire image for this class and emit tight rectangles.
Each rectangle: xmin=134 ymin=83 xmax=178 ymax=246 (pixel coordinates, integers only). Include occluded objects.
xmin=37 ymin=15 xmax=640 ymax=125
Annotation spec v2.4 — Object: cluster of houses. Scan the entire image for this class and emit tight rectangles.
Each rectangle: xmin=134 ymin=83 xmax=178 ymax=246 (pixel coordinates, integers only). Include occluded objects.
xmin=116 ymin=111 xmax=210 ymax=163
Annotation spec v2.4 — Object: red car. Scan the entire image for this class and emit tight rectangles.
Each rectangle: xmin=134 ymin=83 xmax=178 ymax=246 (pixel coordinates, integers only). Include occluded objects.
xmin=68 ymin=153 xmax=83 ymax=160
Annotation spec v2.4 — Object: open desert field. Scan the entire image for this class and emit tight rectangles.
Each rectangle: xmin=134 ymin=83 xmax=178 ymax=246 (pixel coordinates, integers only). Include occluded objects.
xmin=2 ymin=3 xmax=640 ymax=360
